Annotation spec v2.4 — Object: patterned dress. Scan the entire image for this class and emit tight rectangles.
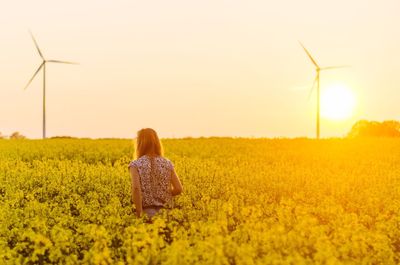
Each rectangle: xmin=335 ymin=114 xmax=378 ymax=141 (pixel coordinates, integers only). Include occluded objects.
xmin=128 ymin=155 xmax=174 ymax=208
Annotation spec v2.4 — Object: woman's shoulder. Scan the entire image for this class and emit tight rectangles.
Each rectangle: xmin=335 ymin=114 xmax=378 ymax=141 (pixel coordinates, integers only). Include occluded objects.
xmin=127 ymin=160 xmax=136 ymax=169
xmin=128 ymin=155 xmax=173 ymax=169
xmin=128 ymin=156 xmax=147 ymax=169
xmin=160 ymin=157 xmax=174 ymax=169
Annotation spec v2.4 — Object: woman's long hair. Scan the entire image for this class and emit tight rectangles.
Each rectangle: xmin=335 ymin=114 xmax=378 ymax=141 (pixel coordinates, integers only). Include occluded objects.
xmin=135 ymin=128 xmax=163 ymax=159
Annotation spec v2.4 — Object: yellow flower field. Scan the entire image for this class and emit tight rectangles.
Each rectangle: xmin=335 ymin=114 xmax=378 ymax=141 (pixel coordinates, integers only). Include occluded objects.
xmin=0 ymin=138 xmax=399 ymax=264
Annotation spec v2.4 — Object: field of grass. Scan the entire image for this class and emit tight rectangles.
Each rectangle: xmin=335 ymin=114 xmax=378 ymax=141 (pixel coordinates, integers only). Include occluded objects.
xmin=1 ymin=138 xmax=400 ymax=264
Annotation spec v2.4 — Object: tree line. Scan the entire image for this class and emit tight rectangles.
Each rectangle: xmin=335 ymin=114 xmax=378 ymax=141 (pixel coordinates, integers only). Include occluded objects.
xmin=0 ymin=132 xmax=26 ymax=139
xmin=1 ymin=120 xmax=400 ymax=139
xmin=347 ymin=120 xmax=400 ymax=138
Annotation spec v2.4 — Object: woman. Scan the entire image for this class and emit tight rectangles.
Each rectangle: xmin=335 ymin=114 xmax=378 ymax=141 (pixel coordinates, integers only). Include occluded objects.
xmin=128 ymin=128 xmax=183 ymax=218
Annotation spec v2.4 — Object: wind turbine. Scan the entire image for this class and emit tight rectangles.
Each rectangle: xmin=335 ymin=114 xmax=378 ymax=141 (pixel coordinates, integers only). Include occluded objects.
xmin=299 ymin=42 xmax=348 ymax=139
xmin=24 ymin=31 xmax=78 ymax=139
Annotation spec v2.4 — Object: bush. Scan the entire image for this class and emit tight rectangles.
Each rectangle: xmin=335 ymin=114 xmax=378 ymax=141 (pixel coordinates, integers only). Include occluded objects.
xmin=10 ymin=132 xmax=26 ymax=140
xmin=347 ymin=120 xmax=400 ymax=138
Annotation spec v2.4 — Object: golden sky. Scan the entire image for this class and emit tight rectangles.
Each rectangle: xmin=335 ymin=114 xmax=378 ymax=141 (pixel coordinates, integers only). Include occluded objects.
xmin=1 ymin=0 xmax=399 ymax=138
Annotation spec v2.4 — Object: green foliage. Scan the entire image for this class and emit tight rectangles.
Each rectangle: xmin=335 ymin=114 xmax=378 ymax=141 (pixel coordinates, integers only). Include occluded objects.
xmin=1 ymin=138 xmax=400 ymax=264
xmin=9 ymin=132 xmax=26 ymax=140
xmin=348 ymin=120 xmax=400 ymax=138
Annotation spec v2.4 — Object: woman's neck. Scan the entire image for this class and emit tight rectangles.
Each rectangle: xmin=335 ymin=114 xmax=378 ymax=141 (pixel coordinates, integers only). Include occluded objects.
xmin=145 ymin=153 xmax=159 ymax=158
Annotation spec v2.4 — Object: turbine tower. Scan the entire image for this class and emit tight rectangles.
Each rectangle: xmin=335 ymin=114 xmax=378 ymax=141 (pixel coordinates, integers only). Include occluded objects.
xmin=299 ymin=42 xmax=348 ymax=139
xmin=24 ymin=31 xmax=77 ymax=139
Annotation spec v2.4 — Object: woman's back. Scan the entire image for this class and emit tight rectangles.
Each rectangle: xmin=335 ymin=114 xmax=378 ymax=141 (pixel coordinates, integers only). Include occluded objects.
xmin=129 ymin=128 xmax=182 ymax=218
xmin=129 ymin=155 xmax=173 ymax=208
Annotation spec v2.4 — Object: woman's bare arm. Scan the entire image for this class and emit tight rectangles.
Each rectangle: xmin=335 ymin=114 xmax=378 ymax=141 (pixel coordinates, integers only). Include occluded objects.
xmin=130 ymin=166 xmax=143 ymax=217
xmin=171 ymin=167 xmax=183 ymax=196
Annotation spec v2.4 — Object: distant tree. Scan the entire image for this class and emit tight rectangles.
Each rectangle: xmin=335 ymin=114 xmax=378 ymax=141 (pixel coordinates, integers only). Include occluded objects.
xmin=382 ymin=120 xmax=400 ymax=132
xmin=10 ymin=132 xmax=26 ymax=139
xmin=0 ymin=132 xmax=4 ymax=139
xmin=347 ymin=120 xmax=400 ymax=138
xmin=50 ymin=136 xmax=76 ymax=139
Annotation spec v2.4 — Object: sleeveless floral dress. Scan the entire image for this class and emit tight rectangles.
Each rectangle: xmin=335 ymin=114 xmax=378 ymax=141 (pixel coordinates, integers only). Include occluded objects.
xmin=128 ymin=155 xmax=174 ymax=211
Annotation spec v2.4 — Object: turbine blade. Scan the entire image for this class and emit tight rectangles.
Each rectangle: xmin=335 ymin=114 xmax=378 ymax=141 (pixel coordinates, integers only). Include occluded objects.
xmin=24 ymin=63 xmax=44 ymax=90
xmin=47 ymin=60 xmax=79 ymax=65
xmin=299 ymin=41 xmax=320 ymax=69
xmin=320 ymin=65 xmax=351 ymax=71
xmin=29 ymin=30 xmax=44 ymax=60
xmin=307 ymin=75 xmax=318 ymax=101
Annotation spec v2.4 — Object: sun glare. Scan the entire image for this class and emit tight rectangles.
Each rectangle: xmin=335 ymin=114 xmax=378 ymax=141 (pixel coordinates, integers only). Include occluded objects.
xmin=321 ymin=84 xmax=356 ymax=120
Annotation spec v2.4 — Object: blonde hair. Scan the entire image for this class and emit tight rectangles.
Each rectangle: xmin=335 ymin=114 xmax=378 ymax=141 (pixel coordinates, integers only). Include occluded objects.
xmin=135 ymin=128 xmax=163 ymax=159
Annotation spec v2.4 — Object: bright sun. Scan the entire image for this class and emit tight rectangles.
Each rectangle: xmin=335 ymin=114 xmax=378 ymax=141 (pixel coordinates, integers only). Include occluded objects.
xmin=321 ymin=84 xmax=356 ymax=120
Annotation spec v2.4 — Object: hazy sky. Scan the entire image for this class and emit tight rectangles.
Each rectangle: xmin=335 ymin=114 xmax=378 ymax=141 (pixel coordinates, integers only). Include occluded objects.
xmin=1 ymin=0 xmax=399 ymax=139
